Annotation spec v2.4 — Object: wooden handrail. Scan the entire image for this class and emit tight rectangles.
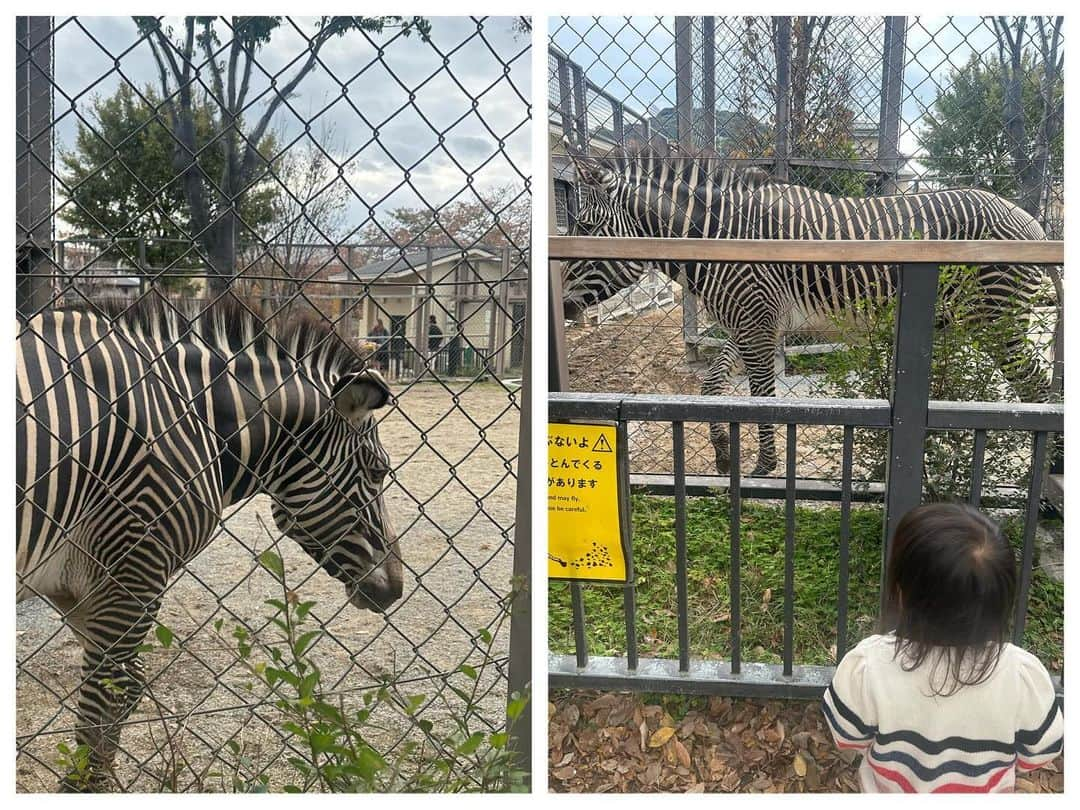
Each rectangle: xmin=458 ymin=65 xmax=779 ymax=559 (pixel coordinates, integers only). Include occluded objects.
xmin=549 ymin=236 xmax=1064 ymax=265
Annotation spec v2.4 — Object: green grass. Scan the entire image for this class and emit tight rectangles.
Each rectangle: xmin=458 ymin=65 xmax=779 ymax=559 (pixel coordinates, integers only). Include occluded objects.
xmin=549 ymin=495 xmax=1063 ymax=674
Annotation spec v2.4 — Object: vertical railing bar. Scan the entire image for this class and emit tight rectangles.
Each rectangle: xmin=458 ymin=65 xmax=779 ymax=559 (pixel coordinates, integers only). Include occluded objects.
xmin=783 ymin=423 xmax=796 ymax=677
xmin=728 ymin=421 xmax=742 ymax=674
xmin=1013 ymin=430 xmax=1048 ymax=645
xmin=673 ymin=421 xmax=690 ymax=672
xmin=618 ymin=420 xmax=638 ymax=671
xmin=571 ymin=582 xmax=588 ymax=669
xmin=969 ymin=428 xmax=987 ymax=507
xmin=836 ymin=425 xmax=855 ymax=661
xmin=882 ymin=262 xmax=938 ymax=614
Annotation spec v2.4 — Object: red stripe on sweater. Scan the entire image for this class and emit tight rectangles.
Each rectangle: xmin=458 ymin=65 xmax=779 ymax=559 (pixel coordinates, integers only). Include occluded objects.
xmin=868 ymin=761 xmax=916 ymax=792
xmin=932 ymin=764 xmax=1011 ymax=793
xmin=868 ymin=759 xmax=1011 ymax=793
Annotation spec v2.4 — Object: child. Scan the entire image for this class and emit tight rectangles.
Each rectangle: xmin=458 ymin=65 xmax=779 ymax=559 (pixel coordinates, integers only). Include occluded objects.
xmin=822 ymin=503 xmax=1063 ymax=792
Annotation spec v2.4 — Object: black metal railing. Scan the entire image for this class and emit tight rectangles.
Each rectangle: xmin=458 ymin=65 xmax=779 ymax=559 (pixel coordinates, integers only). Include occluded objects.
xmin=548 ymin=237 xmax=1064 ymax=699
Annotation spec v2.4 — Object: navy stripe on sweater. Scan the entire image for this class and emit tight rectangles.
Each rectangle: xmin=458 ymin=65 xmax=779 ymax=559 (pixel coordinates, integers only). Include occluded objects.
xmin=825 ymin=682 xmax=1019 ymax=756
xmin=870 ymin=748 xmax=1015 ymax=782
xmin=1015 ymin=701 xmax=1062 ymax=748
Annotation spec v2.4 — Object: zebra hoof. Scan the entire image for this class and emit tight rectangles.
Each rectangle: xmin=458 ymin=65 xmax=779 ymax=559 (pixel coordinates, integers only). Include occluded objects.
xmin=713 ymin=455 xmax=730 ymax=476
xmin=749 ymin=461 xmax=777 ymax=477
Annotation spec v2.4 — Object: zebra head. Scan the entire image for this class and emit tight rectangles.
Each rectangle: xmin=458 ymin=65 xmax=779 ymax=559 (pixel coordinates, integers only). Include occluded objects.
xmin=561 ymin=145 xmax=649 ymax=321
xmin=270 ymin=368 xmax=402 ymax=613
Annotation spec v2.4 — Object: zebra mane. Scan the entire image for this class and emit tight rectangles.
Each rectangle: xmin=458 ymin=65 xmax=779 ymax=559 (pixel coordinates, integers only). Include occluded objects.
xmin=575 ymin=141 xmax=776 ymax=191
xmin=71 ymin=292 xmax=367 ymax=381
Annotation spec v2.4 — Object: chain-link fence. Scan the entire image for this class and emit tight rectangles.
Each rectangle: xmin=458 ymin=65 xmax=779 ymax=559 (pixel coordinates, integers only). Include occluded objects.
xmin=17 ymin=15 xmax=530 ymax=792
xmin=549 ymin=16 xmax=1063 ymax=490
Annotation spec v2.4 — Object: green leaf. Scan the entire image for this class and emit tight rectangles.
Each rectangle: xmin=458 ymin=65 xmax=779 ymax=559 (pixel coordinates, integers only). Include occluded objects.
xmin=259 ymin=549 xmax=285 ymax=580
xmin=507 ymin=692 xmax=529 ymax=721
xmin=293 ymin=630 xmax=321 ymax=658
xmin=458 ymin=664 xmax=478 ymax=680
xmin=489 ymin=731 xmax=509 ymax=749
xmin=155 ymin=624 xmax=174 ymax=648
xmin=455 ymin=732 xmax=485 ymax=756
xmin=355 ymin=745 xmax=387 ymax=780
xmin=404 ymin=693 xmax=426 ymax=715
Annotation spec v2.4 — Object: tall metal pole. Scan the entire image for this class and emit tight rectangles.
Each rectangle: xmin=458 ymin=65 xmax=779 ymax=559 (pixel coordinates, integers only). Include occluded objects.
xmin=505 ymin=282 xmax=531 ymax=787
xmin=876 ymin=17 xmax=907 ymax=194
xmin=16 ymin=16 xmax=54 ymax=319
xmin=549 ymin=172 xmax=570 ymax=392
xmin=674 ymin=16 xmax=694 ymax=148
xmin=774 ymin=17 xmax=792 ymax=182
xmin=701 ymin=17 xmax=716 ymax=153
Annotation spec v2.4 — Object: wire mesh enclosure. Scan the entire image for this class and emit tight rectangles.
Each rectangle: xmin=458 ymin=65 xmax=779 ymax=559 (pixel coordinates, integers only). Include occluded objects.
xmin=548 ymin=16 xmax=1064 ymax=493
xmin=17 ymin=15 xmax=530 ymax=792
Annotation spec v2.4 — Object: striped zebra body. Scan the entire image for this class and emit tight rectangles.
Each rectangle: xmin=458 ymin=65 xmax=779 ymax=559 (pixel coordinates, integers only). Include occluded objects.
xmin=564 ymin=147 xmax=1054 ymax=474
xmin=17 ymin=296 xmax=399 ymax=789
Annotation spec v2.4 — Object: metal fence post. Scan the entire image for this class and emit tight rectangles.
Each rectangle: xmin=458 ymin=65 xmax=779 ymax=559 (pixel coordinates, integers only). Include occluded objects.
xmin=556 ymin=53 xmax=574 ymax=143
xmin=549 ymin=172 xmax=570 ymax=393
xmin=882 ymin=262 xmax=938 ymax=607
xmin=701 ymin=17 xmax=716 ymax=152
xmin=16 ymin=16 xmax=54 ymax=320
xmin=681 ymin=272 xmax=700 ymax=363
xmin=569 ymin=62 xmax=588 ymax=149
xmin=674 ymin=16 xmax=693 ymax=149
xmin=773 ymin=17 xmax=792 ymax=182
xmin=505 ymin=291 xmax=531 ymax=786
xmin=876 ymin=17 xmax=907 ymax=194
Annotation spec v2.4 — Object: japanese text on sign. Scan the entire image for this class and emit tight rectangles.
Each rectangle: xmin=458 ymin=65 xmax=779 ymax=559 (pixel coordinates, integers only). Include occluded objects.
xmin=548 ymin=422 xmax=626 ymax=582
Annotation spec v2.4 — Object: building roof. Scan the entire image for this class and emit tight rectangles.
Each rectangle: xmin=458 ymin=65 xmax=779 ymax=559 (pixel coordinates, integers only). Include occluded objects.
xmin=328 ymin=246 xmax=498 ymax=283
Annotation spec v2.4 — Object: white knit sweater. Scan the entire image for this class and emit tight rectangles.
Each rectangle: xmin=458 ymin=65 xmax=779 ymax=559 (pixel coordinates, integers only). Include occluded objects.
xmin=822 ymin=633 xmax=1063 ymax=793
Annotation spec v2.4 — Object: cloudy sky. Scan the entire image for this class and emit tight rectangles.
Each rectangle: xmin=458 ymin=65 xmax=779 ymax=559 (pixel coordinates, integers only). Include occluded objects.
xmin=549 ymin=16 xmax=1061 ymax=172
xmin=50 ymin=15 xmax=530 ymax=236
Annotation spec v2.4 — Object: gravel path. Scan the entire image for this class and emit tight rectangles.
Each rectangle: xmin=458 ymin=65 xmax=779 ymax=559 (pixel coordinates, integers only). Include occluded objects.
xmin=16 ymin=379 xmax=521 ymax=792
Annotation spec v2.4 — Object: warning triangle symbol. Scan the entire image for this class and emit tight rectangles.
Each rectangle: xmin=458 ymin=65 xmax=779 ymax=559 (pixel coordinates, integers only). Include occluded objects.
xmin=592 ymin=434 xmax=613 ymax=453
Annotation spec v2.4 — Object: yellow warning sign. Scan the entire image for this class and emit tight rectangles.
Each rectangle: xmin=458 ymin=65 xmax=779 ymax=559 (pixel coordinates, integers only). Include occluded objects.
xmin=548 ymin=422 xmax=627 ymax=582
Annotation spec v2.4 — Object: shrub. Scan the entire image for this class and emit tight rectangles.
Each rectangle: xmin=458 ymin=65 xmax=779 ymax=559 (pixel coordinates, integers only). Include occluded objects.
xmin=810 ymin=264 xmax=1041 ymax=499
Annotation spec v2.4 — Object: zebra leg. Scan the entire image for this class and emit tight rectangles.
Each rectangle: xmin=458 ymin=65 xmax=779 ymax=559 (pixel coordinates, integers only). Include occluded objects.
xmin=61 ymin=580 xmax=162 ymax=791
xmin=737 ymin=330 xmax=780 ymax=476
xmin=702 ymin=340 xmax=741 ymax=474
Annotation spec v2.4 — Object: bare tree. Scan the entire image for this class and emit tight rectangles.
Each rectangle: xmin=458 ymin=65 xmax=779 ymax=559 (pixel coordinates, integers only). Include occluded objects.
xmin=991 ymin=16 xmax=1064 ymax=218
xmin=133 ymin=16 xmax=429 ymax=293
xmin=357 ymin=184 xmax=530 ymax=262
xmin=246 ymin=124 xmax=349 ymax=309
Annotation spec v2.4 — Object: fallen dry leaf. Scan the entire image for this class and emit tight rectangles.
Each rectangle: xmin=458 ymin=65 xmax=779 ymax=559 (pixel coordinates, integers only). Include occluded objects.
xmin=673 ymin=738 xmax=691 ymax=768
xmin=792 ymin=751 xmax=808 ymax=778
xmin=549 ymin=689 xmax=1065 ymax=794
xmin=649 ymin=726 xmax=675 ymax=748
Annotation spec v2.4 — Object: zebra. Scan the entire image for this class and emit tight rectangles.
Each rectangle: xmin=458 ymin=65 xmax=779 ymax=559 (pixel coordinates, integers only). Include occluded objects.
xmin=561 ymin=143 xmax=1056 ymax=475
xmin=17 ymin=293 xmax=401 ymax=790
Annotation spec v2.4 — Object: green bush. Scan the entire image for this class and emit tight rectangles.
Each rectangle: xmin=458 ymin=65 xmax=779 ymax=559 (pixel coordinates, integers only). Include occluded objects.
xmin=57 ymin=549 xmax=529 ymax=793
xmin=810 ymin=264 xmax=1039 ymax=498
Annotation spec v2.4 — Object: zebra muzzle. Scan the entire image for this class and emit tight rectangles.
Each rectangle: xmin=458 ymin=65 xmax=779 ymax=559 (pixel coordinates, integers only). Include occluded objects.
xmin=346 ymin=548 xmax=403 ymax=613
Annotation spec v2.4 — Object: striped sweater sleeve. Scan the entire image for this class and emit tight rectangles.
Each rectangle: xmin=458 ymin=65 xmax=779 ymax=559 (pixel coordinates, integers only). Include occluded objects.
xmin=1014 ymin=654 xmax=1063 ymax=771
xmin=822 ymin=645 xmax=876 ymax=752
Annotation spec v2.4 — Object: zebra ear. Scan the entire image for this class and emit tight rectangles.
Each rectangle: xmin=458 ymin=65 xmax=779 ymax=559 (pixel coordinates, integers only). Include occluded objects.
xmin=564 ymin=138 xmax=614 ymax=188
xmin=332 ymin=369 xmax=391 ymax=423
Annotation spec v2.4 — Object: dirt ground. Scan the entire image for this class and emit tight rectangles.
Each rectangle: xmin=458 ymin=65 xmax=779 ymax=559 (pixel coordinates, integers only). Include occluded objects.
xmin=566 ymin=306 xmax=858 ymax=479
xmin=16 ymin=379 xmax=521 ymax=792
xmin=549 ymin=689 xmax=1065 ymax=794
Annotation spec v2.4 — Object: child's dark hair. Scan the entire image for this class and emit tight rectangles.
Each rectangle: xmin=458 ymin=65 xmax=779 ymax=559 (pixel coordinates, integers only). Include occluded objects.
xmin=881 ymin=502 xmax=1016 ymax=696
